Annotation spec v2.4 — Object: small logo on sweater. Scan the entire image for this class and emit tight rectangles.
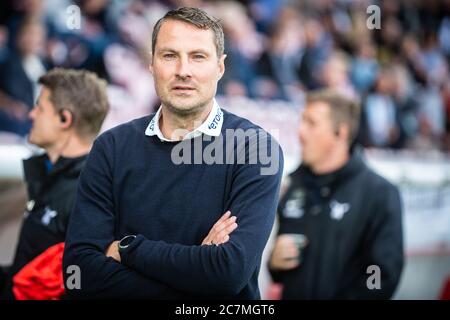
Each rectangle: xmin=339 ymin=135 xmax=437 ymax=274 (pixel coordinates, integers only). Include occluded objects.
xmin=41 ymin=207 xmax=58 ymax=225
xmin=330 ymin=200 xmax=350 ymax=220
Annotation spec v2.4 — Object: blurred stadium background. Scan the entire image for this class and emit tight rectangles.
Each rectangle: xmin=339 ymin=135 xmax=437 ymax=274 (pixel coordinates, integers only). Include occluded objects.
xmin=0 ymin=0 xmax=450 ymax=299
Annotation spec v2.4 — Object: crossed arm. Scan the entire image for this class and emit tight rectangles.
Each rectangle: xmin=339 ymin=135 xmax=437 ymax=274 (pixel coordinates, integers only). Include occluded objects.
xmin=105 ymin=211 xmax=238 ymax=262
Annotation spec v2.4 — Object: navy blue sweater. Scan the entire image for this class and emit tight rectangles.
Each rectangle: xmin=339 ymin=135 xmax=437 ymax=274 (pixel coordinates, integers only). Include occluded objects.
xmin=63 ymin=109 xmax=284 ymax=299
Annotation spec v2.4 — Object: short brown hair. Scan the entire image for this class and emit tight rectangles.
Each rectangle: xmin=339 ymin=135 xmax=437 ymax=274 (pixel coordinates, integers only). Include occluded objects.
xmin=38 ymin=68 xmax=109 ymax=140
xmin=306 ymin=89 xmax=361 ymax=145
xmin=151 ymin=7 xmax=225 ymax=58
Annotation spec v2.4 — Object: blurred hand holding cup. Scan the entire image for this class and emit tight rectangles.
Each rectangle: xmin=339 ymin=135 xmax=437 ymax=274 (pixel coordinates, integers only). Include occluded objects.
xmin=282 ymin=233 xmax=308 ymax=263
xmin=270 ymin=233 xmax=309 ymax=270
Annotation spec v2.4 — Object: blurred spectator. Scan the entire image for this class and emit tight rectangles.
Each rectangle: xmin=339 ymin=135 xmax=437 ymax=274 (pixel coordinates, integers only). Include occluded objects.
xmin=247 ymin=0 xmax=284 ymax=34
xmin=42 ymin=0 xmax=121 ymax=78
xmin=3 ymin=0 xmax=47 ymax=51
xmin=0 ymin=16 xmax=47 ymax=137
xmin=254 ymin=6 xmax=304 ymax=101
xmin=318 ymin=50 xmax=358 ymax=100
xmin=360 ymin=66 xmax=401 ymax=148
xmin=297 ymin=17 xmax=333 ymax=90
xmin=350 ymin=40 xmax=378 ymax=94
xmin=376 ymin=14 xmax=404 ymax=64
xmin=390 ymin=63 xmax=420 ymax=148
xmin=214 ymin=1 xmax=264 ymax=98
xmin=401 ymin=34 xmax=428 ymax=85
xmin=0 ymin=0 xmax=447 ymax=151
xmin=408 ymin=85 xmax=446 ymax=150
xmin=71 ymin=0 xmax=119 ymax=76
xmin=421 ymin=30 xmax=449 ymax=87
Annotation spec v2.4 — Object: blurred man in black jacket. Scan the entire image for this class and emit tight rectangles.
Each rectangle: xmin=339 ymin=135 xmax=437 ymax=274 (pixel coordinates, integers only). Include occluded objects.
xmin=269 ymin=89 xmax=404 ymax=299
xmin=0 ymin=68 xmax=109 ymax=299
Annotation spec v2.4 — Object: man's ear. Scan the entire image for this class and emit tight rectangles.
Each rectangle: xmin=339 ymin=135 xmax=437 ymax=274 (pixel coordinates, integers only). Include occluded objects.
xmin=337 ymin=124 xmax=350 ymax=142
xmin=218 ymin=54 xmax=226 ymax=80
xmin=59 ymin=109 xmax=73 ymax=129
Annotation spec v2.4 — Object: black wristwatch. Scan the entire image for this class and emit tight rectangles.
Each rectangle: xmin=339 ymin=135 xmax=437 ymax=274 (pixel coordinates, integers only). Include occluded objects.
xmin=118 ymin=235 xmax=137 ymax=254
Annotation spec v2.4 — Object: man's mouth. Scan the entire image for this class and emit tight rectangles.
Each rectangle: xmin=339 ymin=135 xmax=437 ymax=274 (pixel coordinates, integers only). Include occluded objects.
xmin=172 ymin=86 xmax=196 ymax=91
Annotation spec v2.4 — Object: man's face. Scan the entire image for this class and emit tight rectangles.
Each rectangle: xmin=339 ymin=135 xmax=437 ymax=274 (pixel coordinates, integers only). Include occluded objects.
xmin=150 ymin=19 xmax=225 ymax=115
xmin=28 ymin=87 xmax=61 ymax=148
xmin=298 ymin=102 xmax=339 ymax=166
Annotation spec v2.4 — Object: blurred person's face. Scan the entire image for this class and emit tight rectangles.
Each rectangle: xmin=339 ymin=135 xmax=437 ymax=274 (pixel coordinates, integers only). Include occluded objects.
xmin=18 ymin=0 xmax=44 ymax=14
xmin=17 ymin=23 xmax=45 ymax=56
xmin=322 ymin=58 xmax=348 ymax=87
xmin=298 ymin=102 xmax=341 ymax=167
xmin=150 ymin=19 xmax=225 ymax=115
xmin=375 ymin=71 xmax=395 ymax=95
xmin=402 ymin=36 xmax=420 ymax=58
xmin=82 ymin=0 xmax=109 ymax=15
xmin=358 ymin=41 xmax=375 ymax=59
xmin=28 ymin=87 xmax=62 ymax=149
xmin=381 ymin=17 xmax=402 ymax=47
xmin=304 ymin=20 xmax=322 ymax=46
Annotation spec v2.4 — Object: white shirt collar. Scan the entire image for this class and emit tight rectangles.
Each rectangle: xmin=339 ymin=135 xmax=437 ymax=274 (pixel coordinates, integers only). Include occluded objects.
xmin=145 ymin=99 xmax=223 ymax=141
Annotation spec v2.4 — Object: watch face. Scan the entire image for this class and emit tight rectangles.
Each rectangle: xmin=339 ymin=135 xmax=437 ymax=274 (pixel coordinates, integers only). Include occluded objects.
xmin=120 ymin=235 xmax=136 ymax=248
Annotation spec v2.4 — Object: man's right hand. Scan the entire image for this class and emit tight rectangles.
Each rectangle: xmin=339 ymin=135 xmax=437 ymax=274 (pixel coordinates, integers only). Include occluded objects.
xmin=202 ymin=211 xmax=237 ymax=246
xmin=269 ymin=234 xmax=301 ymax=271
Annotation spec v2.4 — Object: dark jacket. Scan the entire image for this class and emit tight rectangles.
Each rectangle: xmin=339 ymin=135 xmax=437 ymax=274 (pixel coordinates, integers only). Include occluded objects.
xmin=269 ymin=152 xmax=404 ymax=299
xmin=1 ymin=153 xmax=86 ymax=299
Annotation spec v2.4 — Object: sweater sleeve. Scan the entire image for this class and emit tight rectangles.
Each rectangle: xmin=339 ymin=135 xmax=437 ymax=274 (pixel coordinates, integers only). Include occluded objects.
xmin=120 ymin=133 xmax=284 ymax=296
xmin=63 ymin=134 xmax=184 ymax=299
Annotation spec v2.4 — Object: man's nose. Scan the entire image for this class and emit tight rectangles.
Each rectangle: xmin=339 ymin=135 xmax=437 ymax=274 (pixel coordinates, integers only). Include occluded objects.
xmin=29 ymin=107 xmax=36 ymax=120
xmin=175 ymin=56 xmax=192 ymax=79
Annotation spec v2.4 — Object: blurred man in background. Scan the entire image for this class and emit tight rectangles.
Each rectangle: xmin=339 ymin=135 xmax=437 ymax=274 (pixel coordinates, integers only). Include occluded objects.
xmin=0 ymin=68 xmax=109 ymax=299
xmin=269 ymin=89 xmax=404 ymax=299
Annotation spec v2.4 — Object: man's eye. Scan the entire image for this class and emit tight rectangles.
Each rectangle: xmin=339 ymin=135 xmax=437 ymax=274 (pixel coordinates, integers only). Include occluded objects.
xmin=193 ymin=55 xmax=206 ymax=60
xmin=163 ymin=54 xmax=176 ymax=59
xmin=302 ymin=118 xmax=313 ymax=126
